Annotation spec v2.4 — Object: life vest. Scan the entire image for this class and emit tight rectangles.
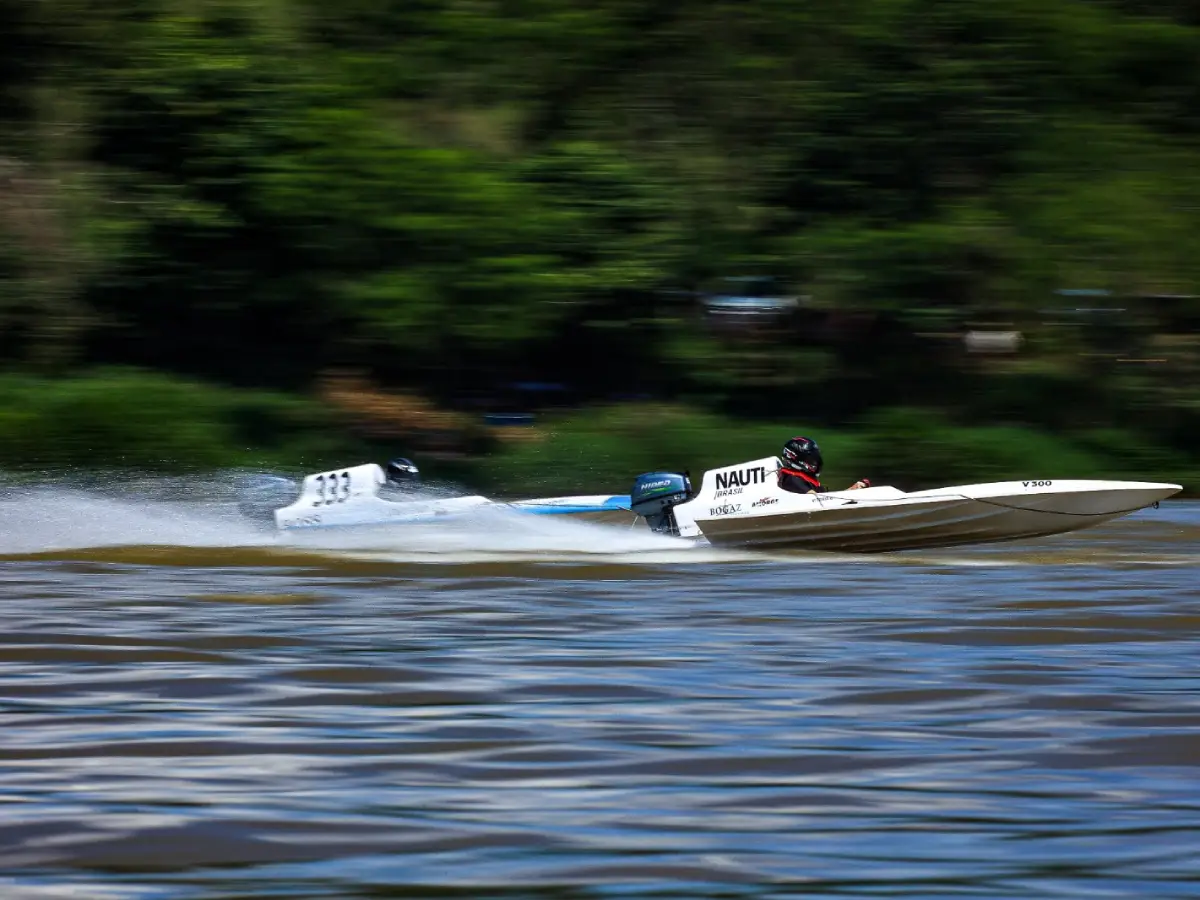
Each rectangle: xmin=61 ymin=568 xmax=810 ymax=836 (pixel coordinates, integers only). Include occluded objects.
xmin=779 ymin=467 xmax=822 ymax=492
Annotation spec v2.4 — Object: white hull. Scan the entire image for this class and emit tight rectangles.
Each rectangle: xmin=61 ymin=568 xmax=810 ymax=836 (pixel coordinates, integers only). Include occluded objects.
xmin=672 ymin=457 xmax=1181 ymax=553
xmin=270 ymin=463 xmax=634 ymax=532
xmin=692 ymin=485 xmax=1178 ymax=552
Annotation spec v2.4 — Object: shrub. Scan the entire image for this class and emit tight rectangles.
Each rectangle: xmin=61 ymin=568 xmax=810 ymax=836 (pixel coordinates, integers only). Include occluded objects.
xmin=0 ymin=369 xmax=355 ymax=473
xmin=482 ymin=403 xmax=861 ymax=496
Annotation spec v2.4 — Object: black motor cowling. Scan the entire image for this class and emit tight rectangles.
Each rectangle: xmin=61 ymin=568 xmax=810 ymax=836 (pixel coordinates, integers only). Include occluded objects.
xmin=630 ymin=471 xmax=692 ymax=535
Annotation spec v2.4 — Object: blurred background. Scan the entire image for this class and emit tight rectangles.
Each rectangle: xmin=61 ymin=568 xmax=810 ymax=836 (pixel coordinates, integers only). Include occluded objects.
xmin=1 ymin=0 xmax=1198 ymax=491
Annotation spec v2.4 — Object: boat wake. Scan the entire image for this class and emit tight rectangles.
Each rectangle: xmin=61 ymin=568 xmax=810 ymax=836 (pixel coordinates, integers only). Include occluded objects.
xmin=0 ymin=476 xmax=272 ymax=556
xmin=0 ymin=472 xmax=735 ymax=565
xmin=0 ymin=473 xmax=1193 ymax=568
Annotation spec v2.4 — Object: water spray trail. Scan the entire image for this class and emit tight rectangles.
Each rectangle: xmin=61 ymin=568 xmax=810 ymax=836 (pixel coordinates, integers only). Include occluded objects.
xmin=0 ymin=486 xmax=272 ymax=555
xmin=0 ymin=472 xmax=725 ymax=564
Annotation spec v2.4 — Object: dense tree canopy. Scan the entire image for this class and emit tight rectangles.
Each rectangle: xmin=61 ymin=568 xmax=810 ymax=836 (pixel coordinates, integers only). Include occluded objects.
xmin=0 ymin=0 xmax=1197 ymax=441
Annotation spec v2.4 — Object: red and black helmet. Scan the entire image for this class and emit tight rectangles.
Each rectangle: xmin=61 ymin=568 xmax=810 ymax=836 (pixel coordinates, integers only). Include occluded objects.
xmin=781 ymin=436 xmax=822 ymax=475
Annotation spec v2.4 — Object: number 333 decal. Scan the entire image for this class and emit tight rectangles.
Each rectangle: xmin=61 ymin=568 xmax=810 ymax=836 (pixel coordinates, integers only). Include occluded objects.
xmin=312 ymin=471 xmax=352 ymax=505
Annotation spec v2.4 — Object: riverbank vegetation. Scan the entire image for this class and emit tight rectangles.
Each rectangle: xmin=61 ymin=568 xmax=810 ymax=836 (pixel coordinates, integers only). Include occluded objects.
xmin=0 ymin=369 xmax=1193 ymax=494
xmin=0 ymin=0 xmax=1197 ymax=488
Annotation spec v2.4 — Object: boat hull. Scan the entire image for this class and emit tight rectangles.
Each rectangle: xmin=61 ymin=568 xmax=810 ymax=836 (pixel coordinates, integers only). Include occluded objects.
xmin=269 ymin=462 xmax=637 ymax=532
xmin=690 ymin=482 xmax=1182 ymax=553
xmin=506 ymin=496 xmax=634 ymax=527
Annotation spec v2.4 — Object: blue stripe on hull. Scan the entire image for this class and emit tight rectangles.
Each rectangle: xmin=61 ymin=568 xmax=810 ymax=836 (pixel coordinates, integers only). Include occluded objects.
xmin=520 ymin=496 xmax=631 ymax=515
xmin=279 ymin=496 xmax=633 ymax=530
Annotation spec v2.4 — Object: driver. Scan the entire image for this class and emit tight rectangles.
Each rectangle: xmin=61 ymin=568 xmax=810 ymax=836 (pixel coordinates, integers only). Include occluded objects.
xmin=778 ymin=436 xmax=870 ymax=495
xmin=385 ymin=457 xmax=420 ymax=487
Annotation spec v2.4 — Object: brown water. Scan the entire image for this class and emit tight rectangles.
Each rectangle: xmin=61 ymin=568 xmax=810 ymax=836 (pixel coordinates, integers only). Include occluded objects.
xmin=1 ymin=483 xmax=1199 ymax=899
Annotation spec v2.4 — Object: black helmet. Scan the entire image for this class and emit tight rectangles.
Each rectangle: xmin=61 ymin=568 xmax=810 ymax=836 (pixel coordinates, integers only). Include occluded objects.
xmin=781 ymin=436 xmax=822 ymax=475
xmin=385 ymin=457 xmax=420 ymax=486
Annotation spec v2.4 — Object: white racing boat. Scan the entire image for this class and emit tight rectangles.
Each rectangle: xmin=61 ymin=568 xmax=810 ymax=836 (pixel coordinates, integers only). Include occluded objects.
xmin=239 ymin=462 xmax=635 ymax=532
xmin=241 ymin=456 xmax=1181 ymax=553
xmin=628 ymin=457 xmax=1182 ymax=552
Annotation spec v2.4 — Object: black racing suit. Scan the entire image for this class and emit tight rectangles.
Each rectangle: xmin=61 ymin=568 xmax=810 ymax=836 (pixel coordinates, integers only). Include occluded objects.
xmin=778 ymin=467 xmax=823 ymax=495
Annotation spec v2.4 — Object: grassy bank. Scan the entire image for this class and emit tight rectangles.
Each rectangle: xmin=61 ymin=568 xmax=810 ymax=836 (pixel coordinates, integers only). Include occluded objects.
xmin=0 ymin=369 xmax=1194 ymax=496
xmin=481 ymin=405 xmax=1198 ymax=497
xmin=0 ymin=369 xmax=359 ymax=475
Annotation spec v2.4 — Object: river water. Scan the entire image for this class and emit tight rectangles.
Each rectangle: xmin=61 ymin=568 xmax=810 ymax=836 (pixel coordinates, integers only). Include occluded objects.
xmin=1 ymin=482 xmax=1198 ymax=899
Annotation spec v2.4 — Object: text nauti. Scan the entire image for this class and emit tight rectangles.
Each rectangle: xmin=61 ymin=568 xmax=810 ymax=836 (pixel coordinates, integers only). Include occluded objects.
xmin=715 ymin=467 xmax=768 ymax=490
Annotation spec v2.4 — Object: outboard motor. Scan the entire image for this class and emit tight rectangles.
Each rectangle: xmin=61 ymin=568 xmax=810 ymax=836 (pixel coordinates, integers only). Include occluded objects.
xmin=235 ymin=474 xmax=300 ymax=526
xmin=630 ymin=471 xmax=693 ymax=535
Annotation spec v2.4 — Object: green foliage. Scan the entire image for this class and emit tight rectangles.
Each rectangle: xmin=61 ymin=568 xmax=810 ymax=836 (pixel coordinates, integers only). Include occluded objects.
xmin=478 ymin=402 xmax=1196 ymax=497
xmin=847 ymin=407 xmax=1102 ymax=489
xmin=0 ymin=369 xmax=355 ymax=471
xmin=0 ymin=369 xmax=232 ymax=469
xmin=0 ymin=0 xmax=1196 ymax=475
xmin=481 ymin=403 xmax=861 ymax=496
xmin=846 ymin=407 xmax=1195 ymax=490
xmin=261 ymin=122 xmax=577 ymax=371
xmin=0 ymin=5 xmax=29 ymax=123
xmin=0 ymin=373 xmax=1190 ymax=495
xmin=519 ymin=142 xmax=683 ymax=296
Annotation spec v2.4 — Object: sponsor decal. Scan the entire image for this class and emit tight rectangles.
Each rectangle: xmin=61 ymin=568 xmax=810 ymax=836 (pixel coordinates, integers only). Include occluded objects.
xmin=715 ymin=466 xmax=770 ymax=491
xmin=714 ymin=487 xmax=743 ymax=498
xmin=708 ymin=503 xmax=742 ymax=517
xmin=639 ymin=478 xmax=679 ymax=496
xmin=1022 ymin=480 xmax=1052 ymax=488
xmin=283 ymin=514 xmax=322 ymax=527
xmin=751 ymin=497 xmax=779 ymax=508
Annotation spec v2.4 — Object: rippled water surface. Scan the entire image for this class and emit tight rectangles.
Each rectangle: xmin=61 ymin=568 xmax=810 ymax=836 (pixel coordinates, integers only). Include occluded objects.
xmin=2 ymin=484 xmax=1199 ymax=899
